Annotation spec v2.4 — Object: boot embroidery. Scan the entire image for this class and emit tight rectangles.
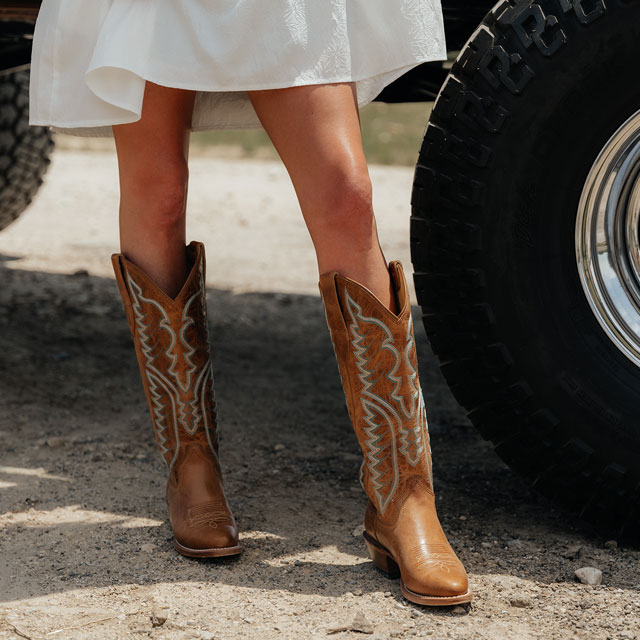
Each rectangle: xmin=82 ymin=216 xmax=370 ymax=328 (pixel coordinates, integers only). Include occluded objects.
xmin=187 ymin=501 xmax=232 ymax=528
xmin=146 ymin=369 xmax=179 ymax=464
xmin=126 ymin=274 xmax=180 ymax=468
xmin=396 ymin=317 xmax=428 ymax=468
xmin=416 ymin=389 xmax=433 ymax=488
xmin=344 ymin=290 xmax=432 ymax=513
xmin=173 ymin=290 xmax=199 ymax=393
xmin=126 ymin=271 xmax=217 ymax=467
xmin=345 ymin=291 xmax=401 ymax=515
xmin=198 ymin=361 xmax=219 ymax=460
xmin=408 ymin=542 xmax=461 ymax=573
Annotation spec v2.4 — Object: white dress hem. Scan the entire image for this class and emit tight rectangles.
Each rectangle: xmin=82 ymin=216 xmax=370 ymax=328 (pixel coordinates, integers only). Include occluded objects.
xmin=31 ymin=55 xmax=441 ymax=136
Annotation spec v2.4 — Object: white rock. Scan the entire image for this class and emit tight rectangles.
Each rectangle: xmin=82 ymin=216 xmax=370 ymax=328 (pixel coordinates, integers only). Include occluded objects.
xmin=150 ymin=610 xmax=169 ymax=627
xmin=575 ymin=567 xmax=603 ymax=585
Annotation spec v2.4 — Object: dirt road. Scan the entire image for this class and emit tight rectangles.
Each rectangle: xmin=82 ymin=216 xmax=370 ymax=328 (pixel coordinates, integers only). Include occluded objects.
xmin=0 ymin=148 xmax=638 ymax=639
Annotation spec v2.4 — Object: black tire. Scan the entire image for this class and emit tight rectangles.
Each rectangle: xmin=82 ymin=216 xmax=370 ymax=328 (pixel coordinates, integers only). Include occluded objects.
xmin=0 ymin=70 xmax=53 ymax=232
xmin=411 ymin=0 xmax=640 ymax=542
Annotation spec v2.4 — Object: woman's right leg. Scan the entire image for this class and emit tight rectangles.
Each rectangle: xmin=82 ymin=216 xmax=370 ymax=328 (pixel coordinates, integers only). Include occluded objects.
xmin=113 ymin=80 xmax=195 ymax=297
xmin=111 ymin=82 xmax=241 ymax=557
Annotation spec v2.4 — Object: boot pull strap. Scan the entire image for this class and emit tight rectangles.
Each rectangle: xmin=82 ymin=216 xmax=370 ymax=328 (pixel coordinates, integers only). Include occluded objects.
xmin=318 ymin=272 xmax=348 ymax=333
xmin=111 ymin=254 xmax=136 ymax=335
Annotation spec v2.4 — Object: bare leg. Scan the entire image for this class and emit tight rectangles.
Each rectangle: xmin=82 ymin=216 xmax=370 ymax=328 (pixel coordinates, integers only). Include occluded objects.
xmin=247 ymin=82 xmax=396 ymax=312
xmin=113 ymin=81 xmax=196 ymax=297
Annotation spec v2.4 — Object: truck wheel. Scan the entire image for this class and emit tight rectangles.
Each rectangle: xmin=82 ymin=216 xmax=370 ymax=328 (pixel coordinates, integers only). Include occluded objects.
xmin=0 ymin=70 xmax=53 ymax=232
xmin=411 ymin=0 xmax=640 ymax=541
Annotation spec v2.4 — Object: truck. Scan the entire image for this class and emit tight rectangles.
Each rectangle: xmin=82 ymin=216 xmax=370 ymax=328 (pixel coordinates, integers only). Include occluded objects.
xmin=2 ymin=0 xmax=639 ymax=542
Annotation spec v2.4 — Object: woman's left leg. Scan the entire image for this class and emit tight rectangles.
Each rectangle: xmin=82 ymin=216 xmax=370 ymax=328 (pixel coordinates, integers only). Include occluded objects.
xmin=247 ymin=82 xmax=472 ymax=606
xmin=247 ymin=82 xmax=396 ymax=312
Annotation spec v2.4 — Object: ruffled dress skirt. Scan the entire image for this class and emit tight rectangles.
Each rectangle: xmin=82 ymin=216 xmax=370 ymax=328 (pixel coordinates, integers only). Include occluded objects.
xmin=29 ymin=0 xmax=447 ymax=137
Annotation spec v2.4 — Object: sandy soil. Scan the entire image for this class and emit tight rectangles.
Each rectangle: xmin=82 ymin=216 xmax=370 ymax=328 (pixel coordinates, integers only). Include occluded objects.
xmin=0 ymin=148 xmax=638 ymax=640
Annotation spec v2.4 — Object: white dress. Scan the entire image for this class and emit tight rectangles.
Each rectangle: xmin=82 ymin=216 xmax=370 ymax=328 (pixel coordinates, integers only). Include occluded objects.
xmin=29 ymin=0 xmax=447 ymax=137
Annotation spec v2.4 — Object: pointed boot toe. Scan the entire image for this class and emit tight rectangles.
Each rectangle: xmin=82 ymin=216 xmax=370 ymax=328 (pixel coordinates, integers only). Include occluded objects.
xmin=401 ymin=572 xmax=472 ymax=606
xmin=401 ymin=561 xmax=471 ymax=603
xmin=172 ymin=517 xmax=240 ymax=558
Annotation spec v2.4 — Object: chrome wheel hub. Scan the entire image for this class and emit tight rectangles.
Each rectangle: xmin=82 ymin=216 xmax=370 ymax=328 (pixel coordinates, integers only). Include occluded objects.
xmin=576 ymin=108 xmax=640 ymax=368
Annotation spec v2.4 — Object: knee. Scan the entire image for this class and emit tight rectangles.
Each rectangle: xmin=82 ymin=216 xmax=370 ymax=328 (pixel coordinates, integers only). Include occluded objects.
xmin=320 ymin=165 xmax=374 ymax=236
xmin=122 ymin=158 xmax=189 ymax=231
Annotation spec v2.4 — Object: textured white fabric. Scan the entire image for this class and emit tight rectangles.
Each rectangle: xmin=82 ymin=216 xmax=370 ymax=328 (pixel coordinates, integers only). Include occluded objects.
xmin=29 ymin=0 xmax=447 ymax=137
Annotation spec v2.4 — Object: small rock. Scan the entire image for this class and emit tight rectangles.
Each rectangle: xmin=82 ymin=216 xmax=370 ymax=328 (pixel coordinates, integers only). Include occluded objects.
xmin=619 ymin=631 xmax=635 ymax=639
xmin=575 ymin=567 xmax=603 ymax=585
xmin=458 ymin=515 xmax=467 ymax=521
xmin=350 ymin=612 xmax=374 ymax=634
xmin=274 ymin=443 xmax=286 ymax=451
xmin=327 ymin=611 xmax=374 ymax=635
xmin=353 ymin=589 xmax=363 ymax=596
xmin=561 ymin=544 xmax=583 ymax=559
xmin=45 ymin=437 xmax=66 ymax=449
xmin=140 ymin=543 xmax=157 ymax=552
xmin=352 ymin=525 xmax=364 ymax=538
xmin=509 ymin=597 xmax=531 ymax=608
xmin=73 ymin=269 xmax=89 ymax=277
xmin=604 ymin=540 xmax=618 ymax=549
xmin=150 ymin=610 xmax=168 ymax=627
xmin=200 ymin=633 xmax=216 ymax=640
xmin=451 ymin=606 xmax=467 ymax=615
xmin=507 ymin=539 xmax=524 ymax=548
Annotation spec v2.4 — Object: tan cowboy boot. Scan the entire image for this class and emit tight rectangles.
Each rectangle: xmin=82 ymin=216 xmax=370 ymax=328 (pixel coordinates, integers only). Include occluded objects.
xmin=319 ymin=262 xmax=471 ymax=605
xmin=112 ymin=241 xmax=241 ymax=558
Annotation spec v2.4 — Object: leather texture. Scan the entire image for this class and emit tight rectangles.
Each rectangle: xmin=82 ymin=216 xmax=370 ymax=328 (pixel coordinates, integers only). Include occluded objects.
xmin=319 ymin=261 xmax=471 ymax=605
xmin=112 ymin=241 xmax=240 ymax=557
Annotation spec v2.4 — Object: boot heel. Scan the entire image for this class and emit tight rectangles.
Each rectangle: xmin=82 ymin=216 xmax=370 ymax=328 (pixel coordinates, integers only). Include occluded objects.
xmin=364 ymin=536 xmax=400 ymax=578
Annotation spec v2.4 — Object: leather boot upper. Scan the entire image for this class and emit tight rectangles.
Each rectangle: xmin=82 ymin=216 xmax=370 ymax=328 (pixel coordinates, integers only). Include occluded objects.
xmin=319 ymin=261 xmax=469 ymax=598
xmin=112 ymin=241 xmax=239 ymax=552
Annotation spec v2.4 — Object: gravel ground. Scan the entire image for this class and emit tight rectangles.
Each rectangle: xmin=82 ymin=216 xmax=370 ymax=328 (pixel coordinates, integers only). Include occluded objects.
xmin=0 ymin=148 xmax=639 ymax=640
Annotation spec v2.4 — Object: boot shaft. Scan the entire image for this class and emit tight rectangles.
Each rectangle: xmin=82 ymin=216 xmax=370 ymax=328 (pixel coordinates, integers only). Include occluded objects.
xmin=319 ymin=262 xmax=433 ymax=517
xmin=112 ymin=241 xmax=219 ymax=469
